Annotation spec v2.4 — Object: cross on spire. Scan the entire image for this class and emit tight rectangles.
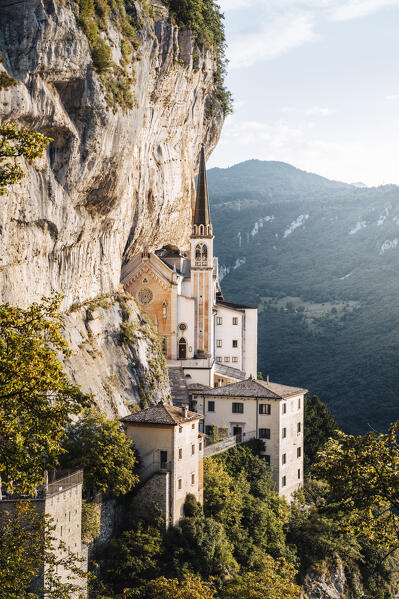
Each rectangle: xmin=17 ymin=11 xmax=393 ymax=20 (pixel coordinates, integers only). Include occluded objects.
xmin=193 ymin=146 xmax=211 ymax=226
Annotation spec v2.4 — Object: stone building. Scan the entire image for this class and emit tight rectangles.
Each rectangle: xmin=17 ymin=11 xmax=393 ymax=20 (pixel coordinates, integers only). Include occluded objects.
xmin=121 ymin=403 xmax=204 ymax=525
xmin=121 ymin=147 xmax=258 ymax=387
xmin=190 ymin=377 xmax=307 ymax=500
xmin=0 ymin=469 xmax=86 ymax=596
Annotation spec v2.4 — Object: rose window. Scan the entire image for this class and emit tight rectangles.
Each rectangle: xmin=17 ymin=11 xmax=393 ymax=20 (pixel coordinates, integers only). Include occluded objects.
xmin=137 ymin=288 xmax=153 ymax=305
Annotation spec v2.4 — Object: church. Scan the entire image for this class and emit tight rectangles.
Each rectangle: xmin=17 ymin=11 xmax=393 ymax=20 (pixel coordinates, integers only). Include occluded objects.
xmin=121 ymin=148 xmax=306 ymax=501
xmin=121 ymin=147 xmax=258 ymax=389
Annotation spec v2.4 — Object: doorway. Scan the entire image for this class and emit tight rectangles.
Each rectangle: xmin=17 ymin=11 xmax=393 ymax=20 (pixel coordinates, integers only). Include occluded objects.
xmin=178 ymin=337 xmax=187 ymax=359
xmin=160 ymin=451 xmax=168 ymax=469
xmin=233 ymin=426 xmax=242 ymax=442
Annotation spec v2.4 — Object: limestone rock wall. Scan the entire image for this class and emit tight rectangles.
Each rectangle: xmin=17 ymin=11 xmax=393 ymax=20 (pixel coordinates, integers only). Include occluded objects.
xmin=0 ymin=0 xmax=224 ymax=412
xmin=0 ymin=0 xmax=223 ymax=308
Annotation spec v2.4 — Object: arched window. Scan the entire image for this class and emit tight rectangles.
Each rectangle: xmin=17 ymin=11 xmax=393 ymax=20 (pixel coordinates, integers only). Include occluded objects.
xmin=202 ymin=244 xmax=208 ymax=261
xmin=199 ymin=225 xmax=204 ymax=235
xmin=178 ymin=337 xmax=187 ymax=360
xmin=162 ymin=337 xmax=167 ymax=355
xmin=195 ymin=244 xmax=201 ymax=260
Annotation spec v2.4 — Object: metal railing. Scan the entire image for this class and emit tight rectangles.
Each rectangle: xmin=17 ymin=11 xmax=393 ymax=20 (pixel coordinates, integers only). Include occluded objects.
xmin=0 ymin=469 xmax=83 ymax=501
xmin=204 ymin=431 xmax=257 ymax=457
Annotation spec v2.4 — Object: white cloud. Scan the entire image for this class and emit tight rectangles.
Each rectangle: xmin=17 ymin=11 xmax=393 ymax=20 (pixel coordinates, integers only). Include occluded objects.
xmin=330 ymin=0 xmax=399 ymax=21
xmin=281 ymin=105 xmax=335 ymax=116
xmin=227 ymin=15 xmax=318 ymax=69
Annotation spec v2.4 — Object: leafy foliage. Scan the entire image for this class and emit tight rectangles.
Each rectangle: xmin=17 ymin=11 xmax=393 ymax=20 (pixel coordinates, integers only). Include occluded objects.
xmin=0 ymin=501 xmax=86 ymax=599
xmin=59 ymin=407 xmax=139 ymax=496
xmin=165 ymin=0 xmax=232 ymax=115
xmin=0 ymin=71 xmax=18 ymax=90
xmin=315 ymin=422 xmax=399 ymax=549
xmin=0 ymin=295 xmax=90 ymax=494
xmin=145 ymin=573 xmax=217 ymax=599
xmin=219 ymin=556 xmax=302 ymax=599
xmin=0 ymin=122 xmax=51 ymax=195
xmin=304 ymin=395 xmax=337 ymax=472
xmin=81 ymin=500 xmax=101 ymax=544
xmin=77 ymin=0 xmax=139 ymax=110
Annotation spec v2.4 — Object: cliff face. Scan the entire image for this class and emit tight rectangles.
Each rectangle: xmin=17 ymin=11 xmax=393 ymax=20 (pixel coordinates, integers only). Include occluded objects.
xmin=0 ymin=0 xmax=224 ymax=413
xmin=0 ymin=0 xmax=223 ymax=307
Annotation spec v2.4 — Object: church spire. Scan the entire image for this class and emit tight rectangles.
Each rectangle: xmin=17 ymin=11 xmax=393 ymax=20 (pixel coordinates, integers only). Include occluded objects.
xmin=193 ymin=146 xmax=211 ymax=226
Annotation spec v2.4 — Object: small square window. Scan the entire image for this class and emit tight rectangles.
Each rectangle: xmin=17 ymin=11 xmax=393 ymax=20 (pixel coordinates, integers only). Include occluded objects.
xmin=191 ymin=444 xmax=195 ymax=455
xmin=216 ymin=339 xmax=222 ymax=348
xmin=298 ymin=469 xmax=301 ymax=479
xmin=297 ymin=422 xmax=301 ymax=434
xmin=232 ymin=339 xmax=238 ymax=348
xmin=208 ymin=400 xmax=215 ymax=412
xmin=282 ymin=403 xmax=287 ymax=414
xmin=232 ymin=402 xmax=244 ymax=414
xmin=264 ymin=455 xmax=271 ymax=465
xmin=178 ymin=478 xmax=182 ymax=490
xmin=192 ymin=423 xmax=195 ymax=429
xmin=297 ymin=447 xmax=301 ymax=458
xmin=282 ymin=427 xmax=287 ymax=439
xmin=298 ymin=397 xmax=301 ymax=410
xmin=216 ymin=316 xmax=222 ymax=325
xmin=282 ymin=453 xmax=286 ymax=465
xmin=232 ymin=356 xmax=238 ymax=363
xmin=216 ymin=356 xmax=222 ymax=363
xmin=259 ymin=403 xmax=271 ymax=415
xmin=199 ymin=442 xmax=202 ymax=451
xmin=178 ymin=448 xmax=182 ymax=459
xmin=232 ymin=317 xmax=238 ymax=325
xmin=224 ymin=356 xmax=230 ymax=362
xmin=259 ymin=428 xmax=270 ymax=439
xmin=282 ymin=476 xmax=286 ymax=487
xmin=191 ymin=473 xmax=195 ymax=485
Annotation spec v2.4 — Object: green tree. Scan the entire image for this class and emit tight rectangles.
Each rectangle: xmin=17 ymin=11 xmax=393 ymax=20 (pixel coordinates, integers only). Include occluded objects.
xmin=0 ymin=501 xmax=86 ymax=599
xmin=315 ymin=422 xmax=399 ymax=549
xmin=304 ymin=395 xmax=337 ymax=472
xmin=165 ymin=494 xmax=237 ymax=577
xmin=0 ymin=295 xmax=90 ymax=494
xmin=59 ymin=408 xmax=139 ymax=496
xmin=220 ymin=556 xmax=302 ymax=599
xmin=145 ymin=573 xmax=217 ymax=599
xmin=0 ymin=122 xmax=51 ymax=194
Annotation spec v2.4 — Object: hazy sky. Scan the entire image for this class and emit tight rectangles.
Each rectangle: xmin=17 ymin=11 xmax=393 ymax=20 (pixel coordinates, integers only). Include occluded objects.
xmin=209 ymin=0 xmax=399 ymax=185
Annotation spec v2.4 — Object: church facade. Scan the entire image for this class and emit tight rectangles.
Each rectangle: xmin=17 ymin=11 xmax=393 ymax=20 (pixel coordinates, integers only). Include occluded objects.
xmin=121 ymin=147 xmax=258 ymax=388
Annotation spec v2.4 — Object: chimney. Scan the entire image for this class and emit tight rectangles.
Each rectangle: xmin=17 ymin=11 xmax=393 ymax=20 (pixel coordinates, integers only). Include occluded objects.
xmin=183 ymin=404 xmax=189 ymax=418
xmin=266 ymin=375 xmax=270 ymax=383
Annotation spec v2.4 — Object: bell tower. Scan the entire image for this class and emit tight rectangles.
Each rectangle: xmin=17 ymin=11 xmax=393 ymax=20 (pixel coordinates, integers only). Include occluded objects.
xmin=190 ymin=146 xmax=214 ymax=357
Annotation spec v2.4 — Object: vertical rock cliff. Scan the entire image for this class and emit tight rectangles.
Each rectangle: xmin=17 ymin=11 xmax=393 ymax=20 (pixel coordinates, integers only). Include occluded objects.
xmin=0 ymin=0 xmax=224 ymax=413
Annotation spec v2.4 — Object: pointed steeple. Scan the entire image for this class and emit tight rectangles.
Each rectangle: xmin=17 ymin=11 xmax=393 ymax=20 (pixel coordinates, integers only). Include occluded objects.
xmin=193 ymin=146 xmax=211 ymax=226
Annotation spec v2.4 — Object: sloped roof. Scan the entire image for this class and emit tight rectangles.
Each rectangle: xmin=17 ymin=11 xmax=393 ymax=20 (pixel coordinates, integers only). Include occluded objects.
xmin=120 ymin=402 xmax=202 ymax=425
xmin=197 ymin=377 xmax=307 ymax=399
xmin=217 ymin=299 xmax=257 ymax=311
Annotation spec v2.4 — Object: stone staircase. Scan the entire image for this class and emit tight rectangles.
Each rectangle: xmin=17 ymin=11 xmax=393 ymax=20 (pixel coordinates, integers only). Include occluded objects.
xmin=168 ymin=367 xmax=189 ymax=407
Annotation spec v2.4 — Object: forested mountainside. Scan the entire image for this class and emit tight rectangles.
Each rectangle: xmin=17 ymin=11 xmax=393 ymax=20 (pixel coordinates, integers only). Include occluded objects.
xmin=209 ymin=160 xmax=399 ymax=434
xmin=0 ymin=0 xmax=226 ymax=414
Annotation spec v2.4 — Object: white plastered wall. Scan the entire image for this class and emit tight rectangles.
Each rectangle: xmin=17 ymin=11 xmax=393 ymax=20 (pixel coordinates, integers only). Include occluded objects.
xmin=215 ymin=305 xmax=243 ymax=370
xmin=243 ymin=308 xmax=258 ymax=377
xmin=177 ymin=295 xmax=195 ymax=358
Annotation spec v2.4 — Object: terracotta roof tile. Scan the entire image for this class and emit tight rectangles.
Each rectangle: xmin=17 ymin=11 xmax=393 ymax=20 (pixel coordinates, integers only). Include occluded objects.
xmin=197 ymin=377 xmax=307 ymax=399
xmin=120 ymin=402 xmax=202 ymax=425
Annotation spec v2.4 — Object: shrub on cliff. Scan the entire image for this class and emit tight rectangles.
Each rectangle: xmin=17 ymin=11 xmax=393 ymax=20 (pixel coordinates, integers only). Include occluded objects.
xmin=59 ymin=407 xmax=139 ymax=496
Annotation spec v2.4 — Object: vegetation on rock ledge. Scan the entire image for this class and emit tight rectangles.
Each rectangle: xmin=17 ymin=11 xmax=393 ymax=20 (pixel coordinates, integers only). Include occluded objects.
xmin=164 ymin=0 xmax=232 ymax=116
